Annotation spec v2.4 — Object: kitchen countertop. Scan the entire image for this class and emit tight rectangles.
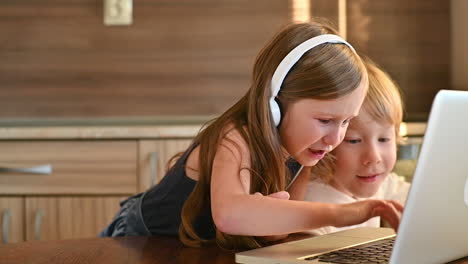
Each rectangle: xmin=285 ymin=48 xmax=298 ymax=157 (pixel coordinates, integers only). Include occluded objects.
xmin=0 ymin=117 xmax=426 ymax=140
xmin=0 ymin=116 xmax=214 ymax=140
xmin=0 ymin=116 xmax=215 ymax=127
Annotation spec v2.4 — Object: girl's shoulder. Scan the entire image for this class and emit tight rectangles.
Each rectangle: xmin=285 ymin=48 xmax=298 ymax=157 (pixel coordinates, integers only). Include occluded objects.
xmin=212 ymin=123 xmax=253 ymax=194
xmin=218 ymin=123 xmax=251 ymax=161
xmin=217 ymin=124 xmax=250 ymax=167
xmin=220 ymin=123 xmax=247 ymax=143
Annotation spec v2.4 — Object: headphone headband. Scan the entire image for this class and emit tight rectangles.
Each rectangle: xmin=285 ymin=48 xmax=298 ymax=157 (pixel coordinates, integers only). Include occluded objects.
xmin=269 ymin=34 xmax=356 ymax=127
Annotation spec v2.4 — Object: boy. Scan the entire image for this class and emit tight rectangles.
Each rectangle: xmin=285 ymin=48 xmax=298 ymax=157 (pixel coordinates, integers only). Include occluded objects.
xmin=305 ymin=57 xmax=410 ymax=235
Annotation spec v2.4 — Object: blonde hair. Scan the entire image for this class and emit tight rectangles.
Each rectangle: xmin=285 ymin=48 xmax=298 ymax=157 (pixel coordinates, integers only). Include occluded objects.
xmin=312 ymin=56 xmax=404 ymax=183
xmin=179 ymin=20 xmax=367 ymax=250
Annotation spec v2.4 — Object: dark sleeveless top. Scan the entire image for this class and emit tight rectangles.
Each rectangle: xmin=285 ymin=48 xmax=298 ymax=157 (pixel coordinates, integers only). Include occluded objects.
xmin=141 ymin=144 xmax=302 ymax=239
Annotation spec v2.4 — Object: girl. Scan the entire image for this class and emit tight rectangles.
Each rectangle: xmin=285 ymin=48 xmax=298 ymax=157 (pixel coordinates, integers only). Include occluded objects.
xmin=305 ymin=57 xmax=410 ymax=235
xmin=100 ymin=21 xmax=403 ymax=250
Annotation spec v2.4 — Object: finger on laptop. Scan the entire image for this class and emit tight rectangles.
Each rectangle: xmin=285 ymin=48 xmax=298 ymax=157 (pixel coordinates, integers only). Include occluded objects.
xmin=388 ymin=200 xmax=404 ymax=213
xmin=373 ymin=200 xmax=402 ymax=232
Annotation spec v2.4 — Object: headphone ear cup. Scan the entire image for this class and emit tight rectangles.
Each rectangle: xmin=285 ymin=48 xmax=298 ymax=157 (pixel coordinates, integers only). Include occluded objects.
xmin=270 ymin=97 xmax=282 ymax=127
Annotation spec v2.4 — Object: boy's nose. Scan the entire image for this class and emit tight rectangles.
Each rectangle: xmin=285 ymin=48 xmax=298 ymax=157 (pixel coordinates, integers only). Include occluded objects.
xmin=362 ymin=144 xmax=382 ymax=165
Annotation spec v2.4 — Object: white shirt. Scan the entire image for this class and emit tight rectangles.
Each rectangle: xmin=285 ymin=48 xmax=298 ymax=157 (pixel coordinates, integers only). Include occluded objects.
xmin=304 ymin=172 xmax=410 ymax=235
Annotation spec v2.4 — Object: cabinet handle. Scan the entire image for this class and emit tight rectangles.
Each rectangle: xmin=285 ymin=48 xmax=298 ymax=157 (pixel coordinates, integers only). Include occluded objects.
xmin=34 ymin=209 xmax=45 ymax=240
xmin=2 ymin=209 xmax=11 ymax=243
xmin=149 ymin=152 xmax=158 ymax=186
xmin=0 ymin=164 xmax=53 ymax=175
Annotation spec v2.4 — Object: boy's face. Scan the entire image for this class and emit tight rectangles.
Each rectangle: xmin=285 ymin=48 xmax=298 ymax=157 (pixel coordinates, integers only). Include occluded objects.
xmin=330 ymin=108 xmax=397 ymax=198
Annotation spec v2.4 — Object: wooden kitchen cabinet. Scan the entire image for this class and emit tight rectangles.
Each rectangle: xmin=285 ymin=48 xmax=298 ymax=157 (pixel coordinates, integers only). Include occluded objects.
xmin=0 ymin=197 xmax=24 ymax=244
xmin=0 ymin=141 xmax=138 ymax=195
xmin=138 ymin=139 xmax=193 ymax=191
xmin=0 ymin=123 xmax=201 ymax=243
xmin=0 ymin=140 xmax=138 ymax=243
xmin=24 ymin=196 xmax=126 ymax=241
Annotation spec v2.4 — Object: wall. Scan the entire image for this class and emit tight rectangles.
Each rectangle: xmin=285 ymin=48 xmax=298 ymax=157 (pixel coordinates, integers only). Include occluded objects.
xmin=0 ymin=0 xmax=451 ymax=120
xmin=0 ymin=0 xmax=290 ymax=117
xmin=347 ymin=0 xmax=450 ymax=121
xmin=451 ymin=0 xmax=468 ymax=91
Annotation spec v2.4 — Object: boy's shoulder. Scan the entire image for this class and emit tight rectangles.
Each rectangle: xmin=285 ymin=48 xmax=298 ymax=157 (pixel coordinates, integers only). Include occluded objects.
xmin=305 ymin=179 xmax=355 ymax=203
xmin=377 ymin=172 xmax=411 ymax=203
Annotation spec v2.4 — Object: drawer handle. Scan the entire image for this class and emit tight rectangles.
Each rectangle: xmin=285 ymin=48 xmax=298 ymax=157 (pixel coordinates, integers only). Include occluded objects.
xmin=2 ymin=209 xmax=11 ymax=243
xmin=149 ymin=152 xmax=158 ymax=186
xmin=0 ymin=164 xmax=53 ymax=175
xmin=34 ymin=209 xmax=45 ymax=240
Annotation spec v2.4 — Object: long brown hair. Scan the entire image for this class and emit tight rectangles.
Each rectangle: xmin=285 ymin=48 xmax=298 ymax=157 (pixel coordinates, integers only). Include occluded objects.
xmin=179 ymin=20 xmax=367 ymax=250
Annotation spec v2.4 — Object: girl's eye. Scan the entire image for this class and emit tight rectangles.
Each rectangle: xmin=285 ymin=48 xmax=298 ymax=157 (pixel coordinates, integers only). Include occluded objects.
xmin=341 ymin=119 xmax=351 ymax=126
xmin=379 ymin=138 xmax=391 ymax=143
xmin=318 ymin=119 xmax=331 ymax=124
xmin=345 ymin=139 xmax=361 ymax=144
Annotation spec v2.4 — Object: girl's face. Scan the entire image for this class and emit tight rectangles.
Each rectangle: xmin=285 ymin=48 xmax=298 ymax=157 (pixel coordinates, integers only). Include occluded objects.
xmin=279 ymin=80 xmax=367 ymax=167
xmin=330 ymin=109 xmax=397 ymax=198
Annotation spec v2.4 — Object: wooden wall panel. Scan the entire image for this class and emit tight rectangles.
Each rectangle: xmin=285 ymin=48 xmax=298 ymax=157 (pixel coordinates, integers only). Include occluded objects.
xmin=310 ymin=0 xmax=339 ymax=27
xmin=0 ymin=0 xmax=290 ymax=118
xmin=0 ymin=0 xmax=452 ymax=121
xmin=451 ymin=0 xmax=468 ymax=91
xmin=346 ymin=0 xmax=450 ymax=121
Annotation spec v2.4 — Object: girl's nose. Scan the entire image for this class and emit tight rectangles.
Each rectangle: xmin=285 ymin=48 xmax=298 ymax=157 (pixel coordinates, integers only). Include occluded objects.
xmin=323 ymin=126 xmax=345 ymax=148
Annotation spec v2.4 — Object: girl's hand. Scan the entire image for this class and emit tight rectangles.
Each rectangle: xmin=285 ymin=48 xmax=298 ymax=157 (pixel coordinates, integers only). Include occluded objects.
xmin=335 ymin=200 xmax=404 ymax=232
xmin=255 ymin=191 xmax=291 ymax=241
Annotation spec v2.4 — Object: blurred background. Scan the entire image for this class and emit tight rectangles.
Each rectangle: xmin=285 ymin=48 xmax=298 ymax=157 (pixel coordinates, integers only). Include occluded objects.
xmin=0 ymin=0 xmax=464 ymax=243
xmin=0 ymin=0 xmax=462 ymax=122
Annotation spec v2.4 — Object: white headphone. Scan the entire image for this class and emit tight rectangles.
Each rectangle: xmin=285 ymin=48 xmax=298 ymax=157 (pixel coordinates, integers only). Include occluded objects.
xmin=269 ymin=34 xmax=356 ymax=127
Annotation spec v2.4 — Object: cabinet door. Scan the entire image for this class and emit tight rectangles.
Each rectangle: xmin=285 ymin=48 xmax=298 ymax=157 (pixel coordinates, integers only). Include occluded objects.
xmin=0 ymin=197 xmax=24 ymax=244
xmin=138 ymin=139 xmax=192 ymax=191
xmin=0 ymin=141 xmax=137 ymax=195
xmin=25 ymin=196 xmax=126 ymax=241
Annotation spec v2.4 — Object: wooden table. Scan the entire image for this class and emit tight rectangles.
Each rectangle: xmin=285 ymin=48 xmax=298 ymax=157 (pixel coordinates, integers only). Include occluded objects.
xmin=0 ymin=235 xmax=467 ymax=264
xmin=0 ymin=236 xmax=234 ymax=264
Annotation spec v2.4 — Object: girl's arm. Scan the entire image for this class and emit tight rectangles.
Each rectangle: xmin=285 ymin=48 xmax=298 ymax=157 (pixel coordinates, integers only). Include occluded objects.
xmin=210 ymin=131 xmax=402 ymax=236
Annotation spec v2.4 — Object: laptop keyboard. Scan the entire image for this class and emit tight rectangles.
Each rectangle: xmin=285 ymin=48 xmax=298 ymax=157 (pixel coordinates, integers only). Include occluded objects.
xmin=304 ymin=237 xmax=395 ymax=263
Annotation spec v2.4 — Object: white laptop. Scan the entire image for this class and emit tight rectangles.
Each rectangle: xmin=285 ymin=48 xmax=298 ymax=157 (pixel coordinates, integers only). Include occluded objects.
xmin=236 ymin=90 xmax=468 ymax=264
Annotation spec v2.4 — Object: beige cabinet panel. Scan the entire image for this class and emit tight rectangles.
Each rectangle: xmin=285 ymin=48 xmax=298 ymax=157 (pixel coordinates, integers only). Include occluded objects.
xmin=0 ymin=197 xmax=24 ymax=244
xmin=25 ymin=196 xmax=126 ymax=241
xmin=138 ymin=139 xmax=192 ymax=191
xmin=0 ymin=141 xmax=137 ymax=195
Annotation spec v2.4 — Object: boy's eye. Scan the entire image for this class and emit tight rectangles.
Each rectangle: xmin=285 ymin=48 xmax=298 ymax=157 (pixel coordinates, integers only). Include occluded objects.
xmin=378 ymin=138 xmax=391 ymax=143
xmin=345 ymin=139 xmax=361 ymax=144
